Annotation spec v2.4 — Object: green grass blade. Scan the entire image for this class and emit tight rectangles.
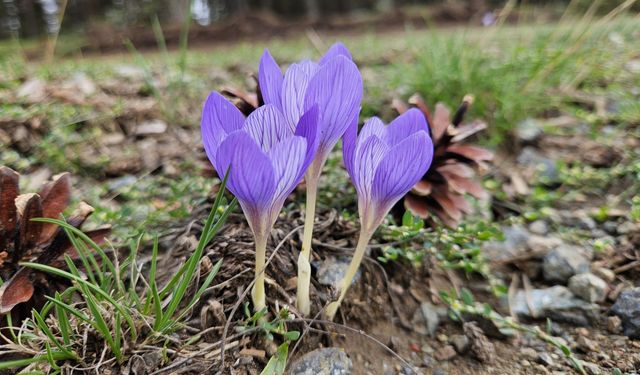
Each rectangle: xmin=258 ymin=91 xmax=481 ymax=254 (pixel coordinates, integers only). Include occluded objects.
xmin=32 ymin=310 xmax=75 ymax=359
xmin=23 ymin=261 xmax=138 ymax=341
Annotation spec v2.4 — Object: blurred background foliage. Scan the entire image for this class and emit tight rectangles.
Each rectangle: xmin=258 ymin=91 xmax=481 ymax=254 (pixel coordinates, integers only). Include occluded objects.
xmin=2 ymin=0 xmax=637 ymax=41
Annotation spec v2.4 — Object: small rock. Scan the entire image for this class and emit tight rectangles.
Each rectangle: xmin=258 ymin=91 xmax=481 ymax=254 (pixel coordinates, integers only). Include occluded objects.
xmin=108 ymin=175 xmax=138 ymax=191
xmin=411 ymin=302 xmax=445 ymax=337
xmin=316 ymin=257 xmax=359 ymax=289
xmin=542 ymin=244 xmax=590 ymax=282
xmin=17 ymin=78 xmax=46 ymax=102
xmin=450 ymin=335 xmax=469 ymax=354
xmin=507 ymin=286 xmax=599 ymax=325
xmin=577 ymin=216 xmax=597 ymax=230
xmin=517 ymin=147 xmax=559 ymax=183
xmin=568 ymin=273 xmax=608 ymax=302
xmin=538 ymin=353 xmax=554 ymax=367
xmin=611 ymin=287 xmax=640 ymax=338
xmin=516 ymin=118 xmax=543 ymax=143
xmin=289 ymin=348 xmax=352 ymax=375
xmin=607 ymin=316 xmax=622 ymax=334
xmin=434 ymin=345 xmax=457 ymax=361
xmin=520 ymin=347 xmax=538 ymax=361
xmin=617 ymin=221 xmax=638 ymax=234
xmin=464 ymin=321 xmax=496 ymax=364
xmin=582 ymin=362 xmax=602 ymax=375
xmin=576 ymin=336 xmax=599 ymax=353
xmin=603 ymin=221 xmax=618 ymax=234
xmin=135 ymin=120 xmax=168 ymax=135
xmin=482 ymin=225 xmax=530 ymax=261
xmin=527 ymin=235 xmax=563 ymax=253
xmin=114 ymin=64 xmax=146 ymax=80
xmin=521 ymin=359 xmax=531 ymax=367
xmin=593 ymin=267 xmax=615 ymax=283
xmin=64 ymin=72 xmax=97 ymax=96
xmin=529 ymin=220 xmax=549 ymax=235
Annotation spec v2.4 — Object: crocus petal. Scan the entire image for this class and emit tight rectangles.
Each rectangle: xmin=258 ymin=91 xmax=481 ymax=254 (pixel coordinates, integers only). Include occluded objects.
xmin=294 ymin=105 xmax=320 ymax=179
xmin=352 ymin=135 xmax=388 ymax=202
xmin=304 ymin=55 xmax=363 ymax=155
xmin=342 ymin=114 xmax=358 ymax=177
xmin=201 ymin=91 xmax=245 ymax=171
xmin=258 ymin=49 xmax=283 ymax=111
xmin=319 ymin=42 xmax=353 ymax=65
xmin=216 ymin=132 xmax=276 ymax=220
xmin=383 ymin=108 xmax=429 ymax=147
xmin=243 ymin=104 xmax=290 ymax=152
xmin=269 ymin=136 xmax=307 ymax=203
xmin=356 ymin=117 xmax=385 ymax=152
xmin=371 ymin=131 xmax=433 ymax=214
xmin=281 ymin=60 xmax=319 ymax=130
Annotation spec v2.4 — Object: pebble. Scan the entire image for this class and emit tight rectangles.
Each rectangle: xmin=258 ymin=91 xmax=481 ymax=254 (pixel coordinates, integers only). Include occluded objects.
xmin=593 ymin=267 xmax=616 ymax=283
xmin=16 ymin=78 xmax=47 ymax=102
xmin=538 ymin=352 xmax=555 ymax=367
xmin=411 ymin=302 xmax=444 ymax=337
xmin=482 ymin=225 xmax=530 ymax=261
xmin=517 ymin=147 xmax=560 ymax=183
xmin=288 ymin=348 xmax=352 ymax=375
xmin=576 ymin=336 xmax=599 ymax=353
xmin=508 ymin=286 xmax=598 ymax=324
xmin=529 ymin=220 xmax=549 ymax=235
xmin=611 ymin=287 xmax=640 ymax=338
xmin=617 ymin=221 xmax=637 ymax=234
xmin=434 ymin=345 xmax=457 ymax=361
xmin=568 ymin=273 xmax=608 ymax=302
xmin=607 ymin=316 xmax=622 ymax=334
xmin=135 ymin=119 xmax=168 ymax=135
xmin=316 ymin=257 xmax=360 ymax=289
xmin=450 ymin=335 xmax=469 ymax=354
xmin=583 ymin=362 xmax=602 ymax=375
xmin=542 ymin=244 xmax=591 ymax=282
xmin=520 ymin=347 xmax=538 ymax=360
xmin=516 ymin=118 xmax=543 ymax=143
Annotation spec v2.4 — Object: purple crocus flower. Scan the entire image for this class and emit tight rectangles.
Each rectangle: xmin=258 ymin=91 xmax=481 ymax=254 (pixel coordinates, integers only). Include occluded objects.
xmin=201 ymin=92 xmax=319 ymax=312
xmin=258 ymin=42 xmax=363 ymax=316
xmin=326 ymin=108 xmax=434 ymax=320
xmin=258 ymin=42 xmax=362 ymax=175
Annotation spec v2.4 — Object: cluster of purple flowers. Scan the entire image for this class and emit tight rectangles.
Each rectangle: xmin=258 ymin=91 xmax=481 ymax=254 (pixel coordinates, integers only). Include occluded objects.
xmin=201 ymin=43 xmax=434 ymax=318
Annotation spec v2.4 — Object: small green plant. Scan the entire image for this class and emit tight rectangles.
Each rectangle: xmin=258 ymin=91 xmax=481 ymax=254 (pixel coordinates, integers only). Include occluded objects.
xmin=237 ymin=305 xmax=300 ymax=375
xmin=0 ymin=173 xmax=236 ymax=371
xmin=441 ymin=288 xmax=586 ymax=375
xmin=380 ymin=214 xmax=506 ymax=295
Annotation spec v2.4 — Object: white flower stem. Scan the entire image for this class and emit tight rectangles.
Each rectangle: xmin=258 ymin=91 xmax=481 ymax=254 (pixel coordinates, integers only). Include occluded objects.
xmin=251 ymin=232 xmax=268 ymax=313
xmin=325 ymin=226 xmax=373 ymax=321
xmin=296 ymin=178 xmax=318 ymax=316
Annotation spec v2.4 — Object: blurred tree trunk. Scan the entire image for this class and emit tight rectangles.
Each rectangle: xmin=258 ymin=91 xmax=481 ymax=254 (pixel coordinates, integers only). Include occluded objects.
xmin=304 ymin=0 xmax=319 ymax=20
xmin=168 ymin=0 xmax=189 ymax=24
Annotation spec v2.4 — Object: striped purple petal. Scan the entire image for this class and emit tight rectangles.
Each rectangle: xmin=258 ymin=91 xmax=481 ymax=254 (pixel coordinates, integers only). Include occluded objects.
xmin=244 ymin=104 xmax=290 ymax=152
xmin=281 ymin=60 xmax=319 ymax=130
xmin=304 ymin=55 xmax=362 ymax=158
xmin=215 ymin=132 xmax=277 ymax=225
xmin=269 ymin=135 xmax=307 ymax=204
xmin=201 ymin=91 xmax=245 ymax=171
xmin=371 ymin=131 xmax=433 ymax=216
xmin=343 ymin=113 xmax=434 ymax=230
xmin=383 ymin=108 xmax=429 ymax=146
xmin=258 ymin=49 xmax=283 ymax=111
xmin=319 ymin=42 xmax=353 ymax=65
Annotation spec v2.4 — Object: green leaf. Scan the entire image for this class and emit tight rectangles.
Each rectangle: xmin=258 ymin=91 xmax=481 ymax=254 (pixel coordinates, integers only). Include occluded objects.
xmin=402 ymin=210 xmax=413 ymax=227
xmin=260 ymin=342 xmax=289 ymax=375
xmin=282 ymin=330 xmax=300 ymax=341
xmin=460 ymin=288 xmax=474 ymax=306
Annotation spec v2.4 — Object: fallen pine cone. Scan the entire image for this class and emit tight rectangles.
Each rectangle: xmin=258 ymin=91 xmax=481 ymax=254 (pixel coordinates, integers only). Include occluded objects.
xmin=0 ymin=166 xmax=110 ymax=319
xmin=392 ymin=94 xmax=493 ymax=227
